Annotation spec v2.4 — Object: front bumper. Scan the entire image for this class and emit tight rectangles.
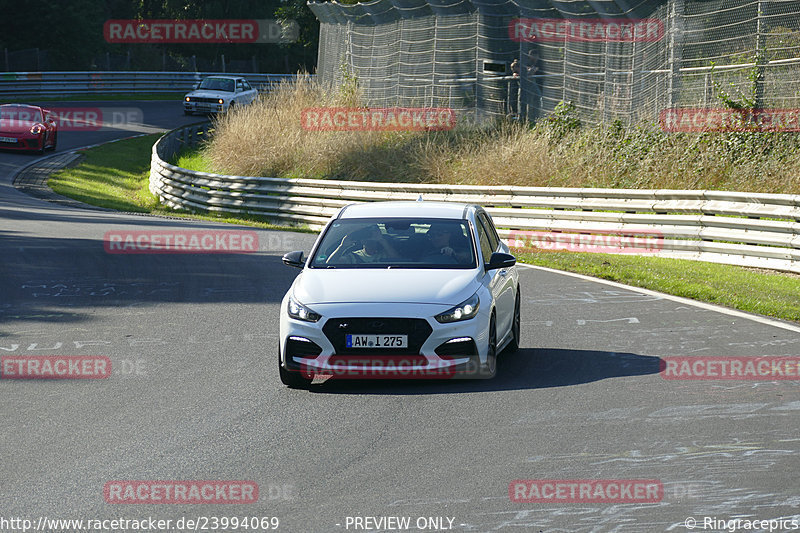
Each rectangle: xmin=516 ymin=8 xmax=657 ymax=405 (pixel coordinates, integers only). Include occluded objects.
xmin=0 ymin=134 xmax=44 ymax=152
xmin=184 ymin=101 xmax=225 ymax=114
xmin=279 ymin=301 xmax=491 ymax=379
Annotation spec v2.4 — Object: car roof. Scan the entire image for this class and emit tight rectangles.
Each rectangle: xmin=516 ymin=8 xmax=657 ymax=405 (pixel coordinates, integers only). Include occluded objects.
xmin=202 ymin=76 xmax=244 ymax=81
xmin=337 ymin=201 xmax=474 ymax=220
xmin=0 ymin=103 xmax=41 ymax=109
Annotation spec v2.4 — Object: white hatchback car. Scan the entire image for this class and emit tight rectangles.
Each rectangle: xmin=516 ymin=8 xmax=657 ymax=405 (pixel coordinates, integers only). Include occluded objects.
xmin=278 ymin=201 xmax=521 ymax=388
xmin=183 ymin=76 xmax=258 ymax=115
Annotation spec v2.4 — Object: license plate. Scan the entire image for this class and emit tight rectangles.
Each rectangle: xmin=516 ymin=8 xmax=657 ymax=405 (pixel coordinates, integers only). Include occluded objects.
xmin=346 ymin=334 xmax=408 ymax=348
xmin=0 ymin=136 xmax=16 ymax=143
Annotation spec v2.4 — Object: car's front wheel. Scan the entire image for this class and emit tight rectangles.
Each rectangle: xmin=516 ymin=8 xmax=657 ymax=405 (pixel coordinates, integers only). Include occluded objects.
xmin=507 ymin=288 xmax=521 ymax=353
xmin=278 ymin=346 xmax=312 ymax=389
xmin=478 ymin=312 xmax=498 ymax=379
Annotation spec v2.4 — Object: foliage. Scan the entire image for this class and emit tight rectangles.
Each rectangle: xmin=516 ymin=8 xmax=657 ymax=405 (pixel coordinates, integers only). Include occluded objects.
xmin=0 ymin=0 xmax=317 ymax=72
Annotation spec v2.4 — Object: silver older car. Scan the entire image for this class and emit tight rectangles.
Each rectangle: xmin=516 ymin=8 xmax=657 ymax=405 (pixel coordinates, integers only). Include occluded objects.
xmin=183 ymin=76 xmax=258 ymax=115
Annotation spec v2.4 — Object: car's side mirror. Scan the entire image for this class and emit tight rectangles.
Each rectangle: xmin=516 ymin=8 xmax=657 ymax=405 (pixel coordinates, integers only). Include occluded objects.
xmin=485 ymin=252 xmax=516 ymax=271
xmin=282 ymin=250 xmax=305 ymax=268
xmin=193 ymin=83 xmax=200 ymax=90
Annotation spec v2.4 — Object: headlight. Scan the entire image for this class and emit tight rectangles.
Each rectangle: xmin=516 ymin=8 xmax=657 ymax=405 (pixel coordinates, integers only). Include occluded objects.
xmin=435 ymin=292 xmax=480 ymax=323
xmin=218 ymin=98 xmax=224 ymax=104
xmin=287 ymin=297 xmax=321 ymax=322
xmin=185 ymin=97 xmax=191 ymax=102
xmin=30 ymin=124 xmax=44 ymax=135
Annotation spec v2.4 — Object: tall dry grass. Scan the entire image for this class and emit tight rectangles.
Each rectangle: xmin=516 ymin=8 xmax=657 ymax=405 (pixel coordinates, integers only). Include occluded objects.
xmin=202 ymin=78 xmax=800 ymax=193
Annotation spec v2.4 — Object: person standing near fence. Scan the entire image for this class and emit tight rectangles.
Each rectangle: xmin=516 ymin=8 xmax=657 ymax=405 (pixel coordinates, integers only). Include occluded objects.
xmin=521 ymin=48 xmax=543 ymax=122
xmin=509 ymin=58 xmax=520 ymax=117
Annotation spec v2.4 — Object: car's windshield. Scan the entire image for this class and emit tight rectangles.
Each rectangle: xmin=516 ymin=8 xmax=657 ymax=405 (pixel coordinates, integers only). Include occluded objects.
xmin=0 ymin=105 xmax=42 ymax=123
xmin=198 ymin=78 xmax=235 ymax=92
xmin=310 ymin=217 xmax=476 ymax=269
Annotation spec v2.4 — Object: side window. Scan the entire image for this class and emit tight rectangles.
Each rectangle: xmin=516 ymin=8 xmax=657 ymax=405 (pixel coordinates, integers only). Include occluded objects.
xmin=476 ymin=220 xmax=493 ymax=264
xmin=478 ymin=212 xmax=500 ymax=252
xmin=243 ymin=81 xmax=252 ymax=91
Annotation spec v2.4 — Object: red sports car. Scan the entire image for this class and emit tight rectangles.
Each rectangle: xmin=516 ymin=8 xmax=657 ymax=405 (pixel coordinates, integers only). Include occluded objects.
xmin=0 ymin=104 xmax=58 ymax=154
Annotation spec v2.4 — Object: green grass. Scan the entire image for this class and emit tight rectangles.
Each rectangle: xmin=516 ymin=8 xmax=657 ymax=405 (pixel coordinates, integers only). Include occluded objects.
xmin=174 ymin=146 xmax=213 ymax=172
xmin=48 ymin=134 xmax=800 ymax=323
xmin=47 ymin=134 xmax=314 ymax=232
xmin=517 ymin=250 xmax=800 ymax=323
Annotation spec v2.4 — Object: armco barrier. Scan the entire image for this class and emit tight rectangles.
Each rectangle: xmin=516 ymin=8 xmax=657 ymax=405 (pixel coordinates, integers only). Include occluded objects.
xmin=150 ymin=123 xmax=800 ymax=273
xmin=0 ymin=71 xmax=303 ymax=98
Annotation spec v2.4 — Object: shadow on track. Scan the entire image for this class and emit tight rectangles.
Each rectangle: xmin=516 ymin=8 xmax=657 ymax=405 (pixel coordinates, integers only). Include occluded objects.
xmin=299 ymin=348 xmax=662 ymax=394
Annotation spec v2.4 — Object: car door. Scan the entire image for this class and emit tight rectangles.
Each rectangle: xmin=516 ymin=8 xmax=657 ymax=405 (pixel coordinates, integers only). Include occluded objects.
xmin=476 ymin=212 xmax=515 ymax=339
xmin=234 ymin=79 xmax=246 ymax=104
xmin=242 ymin=80 xmax=256 ymax=104
xmin=476 ymin=216 xmax=507 ymax=341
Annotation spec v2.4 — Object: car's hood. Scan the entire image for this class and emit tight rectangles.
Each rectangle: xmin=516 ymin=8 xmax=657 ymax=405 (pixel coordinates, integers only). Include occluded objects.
xmin=293 ymin=268 xmax=481 ymax=306
xmin=186 ymin=90 xmax=232 ymax=99
xmin=0 ymin=120 xmax=40 ymax=134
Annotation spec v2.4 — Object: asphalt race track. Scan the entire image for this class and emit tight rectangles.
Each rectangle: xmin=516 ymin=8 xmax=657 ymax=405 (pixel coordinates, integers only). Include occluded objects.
xmin=1 ymin=101 xmax=799 ymax=533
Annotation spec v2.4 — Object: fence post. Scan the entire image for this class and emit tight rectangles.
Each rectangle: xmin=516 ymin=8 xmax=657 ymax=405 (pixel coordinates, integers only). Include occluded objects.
xmin=754 ymin=0 xmax=765 ymax=110
xmin=667 ymin=0 xmax=684 ymax=109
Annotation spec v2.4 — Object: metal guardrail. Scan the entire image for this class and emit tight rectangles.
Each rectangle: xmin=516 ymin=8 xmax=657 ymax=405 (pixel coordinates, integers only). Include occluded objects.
xmin=0 ymin=71 xmax=304 ymax=98
xmin=150 ymin=123 xmax=800 ymax=273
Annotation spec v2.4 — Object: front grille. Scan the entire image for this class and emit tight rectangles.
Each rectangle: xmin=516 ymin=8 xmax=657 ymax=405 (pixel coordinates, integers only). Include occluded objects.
xmin=329 ymin=355 xmax=428 ymax=366
xmin=322 ymin=317 xmax=433 ymax=355
xmin=190 ymin=97 xmax=221 ymax=103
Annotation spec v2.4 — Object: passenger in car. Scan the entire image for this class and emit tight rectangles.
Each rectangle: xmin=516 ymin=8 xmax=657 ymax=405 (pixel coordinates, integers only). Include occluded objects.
xmin=417 ymin=224 xmax=471 ymax=264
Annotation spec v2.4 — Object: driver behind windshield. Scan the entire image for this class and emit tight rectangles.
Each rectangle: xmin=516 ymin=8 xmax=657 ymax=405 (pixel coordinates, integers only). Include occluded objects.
xmin=326 ymin=224 xmax=399 ymax=264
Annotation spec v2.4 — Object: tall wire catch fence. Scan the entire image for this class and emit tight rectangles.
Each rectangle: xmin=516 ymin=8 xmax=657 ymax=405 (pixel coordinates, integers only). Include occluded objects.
xmin=309 ymin=0 xmax=800 ymax=126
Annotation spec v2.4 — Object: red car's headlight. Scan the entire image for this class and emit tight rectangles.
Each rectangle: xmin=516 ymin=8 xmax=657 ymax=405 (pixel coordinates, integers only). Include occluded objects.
xmin=30 ymin=124 xmax=45 ymax=135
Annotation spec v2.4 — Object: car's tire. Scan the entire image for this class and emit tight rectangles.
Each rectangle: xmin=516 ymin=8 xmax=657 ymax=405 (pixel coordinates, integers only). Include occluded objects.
xmin=506 ymin=288 xmax=521 ymax=353
xmin=278 ymin=346 xmax=312 ymax=389
xmin=478 ymin=312 xmax=498 ymax=379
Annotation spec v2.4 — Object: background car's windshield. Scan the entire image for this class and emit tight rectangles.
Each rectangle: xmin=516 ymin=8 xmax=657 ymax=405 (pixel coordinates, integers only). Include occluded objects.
xmin=0 ymin=106 xmax=42 ymax=123
xmin=310 ymin=217 xmax=476 ymax=269
xmin=198 ymin=78 xmax=235 ymax=92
